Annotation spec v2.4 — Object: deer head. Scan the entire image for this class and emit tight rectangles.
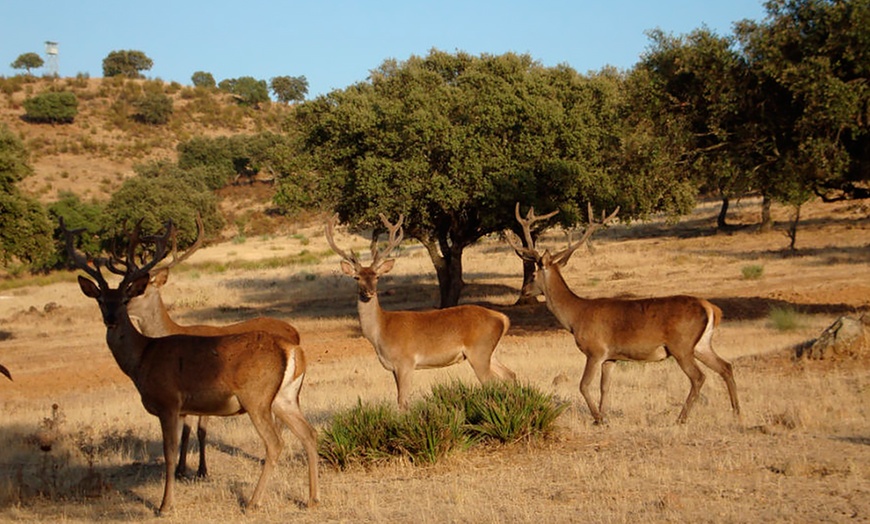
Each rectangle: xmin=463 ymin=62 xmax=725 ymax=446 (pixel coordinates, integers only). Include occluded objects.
xmin=326 ymin=213 xmax=404 ymax=302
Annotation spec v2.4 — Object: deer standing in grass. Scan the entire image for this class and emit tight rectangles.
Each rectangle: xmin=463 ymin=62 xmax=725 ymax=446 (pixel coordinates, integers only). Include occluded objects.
xmin=507 ymin=203 xmax=739 ymax=424
xmin=121 ymin=216 xmax=300 ymax=480
xmin=62 ymin=219 xmax=318 ymax=514
xmin=326 ymin=213 xmax=516 ymax=409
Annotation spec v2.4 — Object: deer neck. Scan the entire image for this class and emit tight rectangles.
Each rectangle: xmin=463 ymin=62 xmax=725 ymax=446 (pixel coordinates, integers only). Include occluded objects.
xmin=131 ymin=294 xmax=178 ymax=337
xmin=356 ymin=292 xmax=385 ymax=346
xmin=541 ymin=265 xmax=587 ymax=332
xmin=104 ymin=308 xmax=150 ymax=380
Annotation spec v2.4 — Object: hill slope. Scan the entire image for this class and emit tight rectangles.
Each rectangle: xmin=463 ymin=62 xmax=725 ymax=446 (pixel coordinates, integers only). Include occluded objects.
xmin=0 ymin=76 xmax=290 ymax=207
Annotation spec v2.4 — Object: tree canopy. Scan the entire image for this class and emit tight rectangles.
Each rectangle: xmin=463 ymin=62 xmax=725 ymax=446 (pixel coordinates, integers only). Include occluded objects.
xmin=270 ymin=75 xmax=309 ymax=103
xmin=10 ymin=52 xmax=44 ymax=75
xmin=102 ymin=50 xmax=154 ymax=78
xmin=283 ymin=50 xmax=694 ymax=306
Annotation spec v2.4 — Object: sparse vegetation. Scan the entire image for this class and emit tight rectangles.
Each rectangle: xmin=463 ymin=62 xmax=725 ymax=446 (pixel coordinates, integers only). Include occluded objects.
xmin=741 ymin=264 xmax=764 ymax=280
xmin=319 ymin=381 xmax=565 ymax=469
xmin=769 ymin=305 xmax=804 ymax=331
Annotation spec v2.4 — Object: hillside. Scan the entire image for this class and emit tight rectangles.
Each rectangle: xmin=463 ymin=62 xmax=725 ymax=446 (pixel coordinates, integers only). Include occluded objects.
xmin=0 ymin=76 xmax=291 ymax=220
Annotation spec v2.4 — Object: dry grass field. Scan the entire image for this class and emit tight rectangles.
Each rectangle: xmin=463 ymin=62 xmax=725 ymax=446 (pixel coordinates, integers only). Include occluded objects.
xmin=0 ymin=197 xmax=868 ymax=523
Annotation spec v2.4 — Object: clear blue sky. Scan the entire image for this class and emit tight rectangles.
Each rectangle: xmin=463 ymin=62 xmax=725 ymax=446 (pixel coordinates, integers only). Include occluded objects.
xmin=2 ymin=0 xmax=767 ymax=99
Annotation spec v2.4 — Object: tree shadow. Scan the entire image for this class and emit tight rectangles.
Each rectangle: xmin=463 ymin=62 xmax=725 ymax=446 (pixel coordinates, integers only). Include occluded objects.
xmin=708 ymin=296 xmax=861 ymax=322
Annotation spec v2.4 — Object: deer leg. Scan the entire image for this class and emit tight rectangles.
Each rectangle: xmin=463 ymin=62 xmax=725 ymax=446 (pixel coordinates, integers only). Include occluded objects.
xmin=490 ymin=357 xmax=517 ymax=382
xmin=674 ymin=354 xmax=706 ymax=424
xmin=245 ymin=407 xmax=283 ymax=511
xmin=175 ymin=416 xmax=192 ymax=479
xmin=157 ymin=414 xmax=182 ymax=515
xmin=272 ymin=397 xmax=320 ymax=507
xmin=695 ymin=351 xmax=740 ymax=416
xmin=579 ymin=355 xmax=605 ymax=424
xmin=393 ymin=367 xmax=414 ymax=410
xmin=195 ymin=416 xmax=209 ymax=478
xmin=598 ymin=360 xmax=616 ymax=418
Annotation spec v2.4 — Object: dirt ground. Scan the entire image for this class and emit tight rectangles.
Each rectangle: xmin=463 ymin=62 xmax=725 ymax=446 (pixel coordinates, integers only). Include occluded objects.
xmin=0 ymin=197 xmax=868 ymax=522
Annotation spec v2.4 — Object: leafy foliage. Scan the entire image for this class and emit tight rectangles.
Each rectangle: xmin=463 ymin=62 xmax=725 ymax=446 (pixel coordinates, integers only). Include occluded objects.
xmin=102 ymin=50 xmax=153 ymax=78
xmin=0 ymin=124 xmax=33 ymax=193
xmin=10 ymin=52 xmax=44 ymax=75
xmin=285 ymin=49 xmax=693 ymax=306
xmin=22 ymin=92 xmax=78 ymax=124
xmin=104 ymin=167 xmax=223 ymax=247
xmin=0 ymin=191 xmax=53 ymax=269
xmin=270 ymin=75 xmax=308 ymax=103
xmin=219 ymin=76 xmax=270 ymax=107
xmin=0 ymin=125 xmax=52 ymax=270
xmin=318 ymin=380 xmax=565 ymax=469
xmin=190 ymin=71 xmax=216 ymax=89
xmin=132 ymin=91 xmax=173 ymax=125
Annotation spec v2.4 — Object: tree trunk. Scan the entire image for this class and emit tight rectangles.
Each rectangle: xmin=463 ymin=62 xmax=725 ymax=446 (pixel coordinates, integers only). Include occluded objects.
xmin=787 ymin=204 xmax=801 ymax=252
xmin=514 ymin=259 xmax=539 ymax=305
xmin=759 ymin=194 xmax=773 ymax=232
xmin=717 ymin=195 xmax=730 ymax=229
xmin=419 ymin=237 xmax=465 ymax=308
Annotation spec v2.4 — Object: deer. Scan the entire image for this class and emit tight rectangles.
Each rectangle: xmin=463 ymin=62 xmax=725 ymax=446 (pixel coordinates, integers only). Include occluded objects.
xmin=326 ymin=213 xmax=516 ymax=409
xmin=61 ymin=218 xmax=318 ymax=515
xmin=119 ymin=216 xmax=300 ymax=480
xmin=507 ymin=203 xmax=739 ymax=424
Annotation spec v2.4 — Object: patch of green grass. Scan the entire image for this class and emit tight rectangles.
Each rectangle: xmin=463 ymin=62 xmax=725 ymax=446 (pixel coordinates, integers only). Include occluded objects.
xmin=769 ymin=306 xmax=803 ymax=331
xmin=318 ymin=380 xmax=567 ymax=469
xmin=741 ymin=264 xmax=764 ymax=280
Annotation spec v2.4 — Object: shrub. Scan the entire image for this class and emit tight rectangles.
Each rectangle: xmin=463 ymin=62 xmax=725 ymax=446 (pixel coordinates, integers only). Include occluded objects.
xmin=22 ymin=91 xmax=78 ymax=123
xmin=132 ymin=91 xmax=173 ymax=125
xmin=741 ymin=264 xmax=764 ymax=280
xmin=318 ymin=381 xmax=566 ymax=469
xmin=769 ymin=306 xmax=803 ymax=331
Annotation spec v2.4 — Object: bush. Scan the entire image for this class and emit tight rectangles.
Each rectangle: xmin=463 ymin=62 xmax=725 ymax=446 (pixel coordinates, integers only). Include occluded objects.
xmin=191 ymin=71 xmax=216 ymax=89
xmin=0 ymin=191 xmax=53 ymax=269
xmin=769 ymin=306 xmax=804 ymax=331
xmin=105 ymin=173 xmax=223 ymax=247
xmin=22 ymin=91 xmax=78 ymax=123
xmin=318 ymin=381 xmax=566 ymax=469
xmin=741 ymin=264 xmax=764 ymax=280
xmin=48 ymin=192 xmax=106 ymax=267
xmin=132 ymin=91 xmax=173 ymax=125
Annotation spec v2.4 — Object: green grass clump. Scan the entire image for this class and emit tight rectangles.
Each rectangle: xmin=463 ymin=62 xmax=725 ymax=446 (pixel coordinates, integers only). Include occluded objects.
xmin=741 ymin=264 xmax=764 ymax=280
xmin=318 ymin=380 xmax=566 ymax=469
xmin=769 ymin=306 xmax=803 ymax=331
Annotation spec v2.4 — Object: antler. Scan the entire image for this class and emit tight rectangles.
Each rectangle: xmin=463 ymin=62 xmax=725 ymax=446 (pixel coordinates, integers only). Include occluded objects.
xmin=371 ymin=214 xmax=404 ymax=268
xmin=506 ymin=203 xmax=559 ymax=261
xmin=159 ymin=213 xmax=205 ymax=271
xmin=551 ymin=203 xmax=620 ymax=266
xmin=326 ymin=213 xmax=404 ymax=270
xmin=325 ymin=214 xmax=361 ymax=268
xmin=59 ymin=216 xmax=109 ymax=288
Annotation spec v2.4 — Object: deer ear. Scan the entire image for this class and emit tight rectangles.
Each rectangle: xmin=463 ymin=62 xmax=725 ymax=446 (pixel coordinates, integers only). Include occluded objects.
xmin=340 ymin=260 xmax=356 ymax=276
xmin=126 ymin=274 xmax=151 ymax=298
xmin=377 ymin=259 xmax=396 ymax=275
xmin=78 ymin=275 xmax=101 ymax=298
xmin=151 ymin=267 xmax=170 ymax=287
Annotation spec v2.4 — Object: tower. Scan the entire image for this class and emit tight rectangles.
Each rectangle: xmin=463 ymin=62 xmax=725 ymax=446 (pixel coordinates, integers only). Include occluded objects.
xmin=44 ymin=41 xmax=59 ymax=77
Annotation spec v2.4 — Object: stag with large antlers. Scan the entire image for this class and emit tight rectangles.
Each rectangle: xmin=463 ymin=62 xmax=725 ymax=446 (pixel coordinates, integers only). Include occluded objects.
xmin=120 ymin=216 xmax=300 ymax=479
xmin=326 ymin=213 xmax=516 ymax=409
xmin=508 ymin=203 xmax=739 ymax=424
xmin=62 ymin=218 xmax=318 ymax=514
